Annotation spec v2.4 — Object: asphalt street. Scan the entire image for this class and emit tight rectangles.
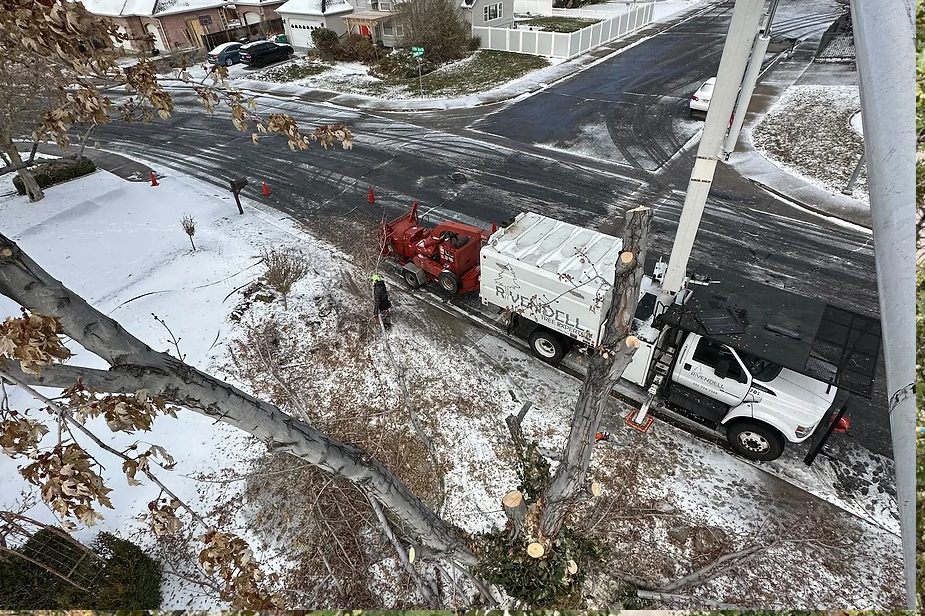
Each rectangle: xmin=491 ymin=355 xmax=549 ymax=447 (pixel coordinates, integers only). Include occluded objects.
xmin=88 ymin=0 xmax=891 ymax=458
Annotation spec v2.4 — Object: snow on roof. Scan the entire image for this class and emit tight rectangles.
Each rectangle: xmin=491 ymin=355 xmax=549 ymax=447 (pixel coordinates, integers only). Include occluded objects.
xmin=81 ymin=0 xmax=155 ymax=16
xmin=208 ymin=40 xmax=242 ymax=53
xmin=153 ymin=0 xmax=232 ymax=15
xmin=276 ymin=0 xmax=352 ymax=16
xmin=81 ymin=0 xmax=230 ymax=15
xmin=487 ymin=212 xmax=624 ymax=286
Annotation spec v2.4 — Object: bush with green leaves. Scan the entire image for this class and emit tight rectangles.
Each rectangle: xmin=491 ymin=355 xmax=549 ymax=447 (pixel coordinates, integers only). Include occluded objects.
xmin=311 ymin=27 xmax=339 ymax=61
xmin=0 ymin=529 xmax=161 ymax=608
xmin=369 ymin=51 xmax=437 ymax=80
xmin=13 ymin=157 xmax=96 ymax=195
xmin=473 ymin=525 xmax=603 ymax=608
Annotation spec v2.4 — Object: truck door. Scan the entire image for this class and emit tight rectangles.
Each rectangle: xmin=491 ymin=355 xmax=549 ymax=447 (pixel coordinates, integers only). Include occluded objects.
xmin=673 ymin=334 xmax=751 ymax=406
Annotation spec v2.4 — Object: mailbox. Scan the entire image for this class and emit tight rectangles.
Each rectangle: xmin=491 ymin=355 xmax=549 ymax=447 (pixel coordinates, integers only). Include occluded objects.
xmin=229 ymin=178 xmax=248 ymax=193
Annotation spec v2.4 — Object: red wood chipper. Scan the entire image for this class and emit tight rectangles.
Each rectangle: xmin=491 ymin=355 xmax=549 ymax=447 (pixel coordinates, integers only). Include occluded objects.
xmin=379 ymin=203 xmax=496 ymax=294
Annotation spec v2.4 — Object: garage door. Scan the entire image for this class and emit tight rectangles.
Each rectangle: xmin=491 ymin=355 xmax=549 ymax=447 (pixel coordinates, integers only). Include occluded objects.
xmin=286 ymin=19 xmax=324 ymax=48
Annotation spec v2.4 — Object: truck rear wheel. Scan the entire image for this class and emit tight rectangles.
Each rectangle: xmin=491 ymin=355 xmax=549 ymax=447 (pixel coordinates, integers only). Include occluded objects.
xmin=529 ymin=329 xmax=567 ymax=365
xmin=437 ymin=271 xmax=460 ymax=294
xmin=726 ymin=420 xmax=784 ymax=462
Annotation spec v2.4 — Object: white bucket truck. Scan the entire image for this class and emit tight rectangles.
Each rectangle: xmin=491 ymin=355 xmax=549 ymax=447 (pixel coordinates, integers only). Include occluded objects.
xmin=480 ymin=212 xmax=879 ymax=462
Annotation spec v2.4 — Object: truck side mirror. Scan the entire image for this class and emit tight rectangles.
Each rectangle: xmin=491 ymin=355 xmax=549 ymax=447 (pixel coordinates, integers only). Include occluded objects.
xmin=714 ymin=358 xmax=730 ymax=379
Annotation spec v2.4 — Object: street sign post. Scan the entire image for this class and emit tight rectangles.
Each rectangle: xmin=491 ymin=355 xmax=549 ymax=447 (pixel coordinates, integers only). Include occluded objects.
xmin=411 ymin=46 xmax=424 ymax=97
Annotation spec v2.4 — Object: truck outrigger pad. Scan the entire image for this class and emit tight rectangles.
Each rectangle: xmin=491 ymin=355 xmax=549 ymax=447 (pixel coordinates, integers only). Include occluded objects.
xmin=657 ymin=265 xmax=882 ymax=398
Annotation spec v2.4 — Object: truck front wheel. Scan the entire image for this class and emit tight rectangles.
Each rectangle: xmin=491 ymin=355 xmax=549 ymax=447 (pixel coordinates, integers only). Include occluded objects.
xmin=529 ymin=329 xmax=568 ymax=365
xmin=726 ymin=420 xmax=784 ymax=462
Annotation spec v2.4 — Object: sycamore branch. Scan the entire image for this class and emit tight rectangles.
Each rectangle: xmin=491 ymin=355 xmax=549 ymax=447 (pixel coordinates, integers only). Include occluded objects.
xmin=0 ymin=367 xmax=209 ymax=528
xmin=0 ymin=233 xmax=476 ymax=565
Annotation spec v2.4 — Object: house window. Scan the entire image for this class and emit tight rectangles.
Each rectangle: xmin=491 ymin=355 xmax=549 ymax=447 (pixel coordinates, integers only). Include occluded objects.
xmin=379 ymin=1 xmax=391 ymax=9
xmin=483 ymin=2 xmax=502 ymax=21
xmin=382 ymin=21 xmax=393 ymax=35
xmin=394 ymin=23 xmax=404 ymax=36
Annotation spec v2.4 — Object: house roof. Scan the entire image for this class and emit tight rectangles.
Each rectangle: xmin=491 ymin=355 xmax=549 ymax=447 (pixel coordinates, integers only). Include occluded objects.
xmin=153 ymin=0 xmax=233 ymax=15
xmin=81 ymin=0 xmax=154 ymax=17
xmin=82 ymin=0 xmax=236 ymax=16
xmin=342 ymin=8 xmax=394 ymax=20
xmin=275 ymin=0 xmax=353 ymax=16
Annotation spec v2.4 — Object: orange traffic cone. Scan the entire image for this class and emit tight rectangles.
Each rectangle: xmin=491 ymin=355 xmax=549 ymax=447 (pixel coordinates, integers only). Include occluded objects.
xmin=367 ymin=187 xmax=375 ymax=203
xmin=262 ymin=181 xmax=271 ymax=196
xmin=149 ymin=171 xmax=158 ymax=186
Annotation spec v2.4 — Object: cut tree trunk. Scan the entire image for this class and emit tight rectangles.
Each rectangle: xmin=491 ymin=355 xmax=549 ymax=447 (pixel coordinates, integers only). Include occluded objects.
xmin=0 ymin=232 xmax=477 ymax=567
xmin=4 ymin=147 xmax=43 ymax=202
xmin=501 ymin=490 xmax=526 ymax=539
xmin=539 ymin=206 xmax=652 ymax=539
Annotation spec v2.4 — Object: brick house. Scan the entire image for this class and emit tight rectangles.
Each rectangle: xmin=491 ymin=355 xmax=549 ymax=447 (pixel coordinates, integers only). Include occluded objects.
xmin=83 ymin=0 xmax=285 ymax=51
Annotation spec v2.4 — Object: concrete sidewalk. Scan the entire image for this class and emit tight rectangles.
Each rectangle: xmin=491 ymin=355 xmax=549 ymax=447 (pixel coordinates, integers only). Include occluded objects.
xmin=728 ymin=40 xmax=871 ymax=229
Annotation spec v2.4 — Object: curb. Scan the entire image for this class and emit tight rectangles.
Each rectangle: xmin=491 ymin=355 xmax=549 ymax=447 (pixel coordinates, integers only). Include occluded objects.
xmin=745 ymin=177 xmax=873 ymax=232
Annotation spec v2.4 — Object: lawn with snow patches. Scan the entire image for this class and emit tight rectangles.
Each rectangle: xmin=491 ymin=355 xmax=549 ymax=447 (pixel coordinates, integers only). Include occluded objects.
xmin=752 ymin=84 xmax=868 ymax=204
xmin=0 ymin=159 xmax=903 ymax=608
xmin=238 ymin=51 xmax=551 ymax=100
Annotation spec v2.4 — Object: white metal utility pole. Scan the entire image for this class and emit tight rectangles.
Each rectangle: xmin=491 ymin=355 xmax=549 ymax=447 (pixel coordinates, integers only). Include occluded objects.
xmin=849 ymin=0 xmax=916 ymax=607
xmin=659 ymin=0 xmax=766 ymax=304
xmin=723 ymin=0 xmax=778 ymax=158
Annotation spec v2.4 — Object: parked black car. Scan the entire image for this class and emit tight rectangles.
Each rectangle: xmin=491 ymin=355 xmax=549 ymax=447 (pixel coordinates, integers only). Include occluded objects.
xmin=238 ymin=41 xmax=294 ymax=67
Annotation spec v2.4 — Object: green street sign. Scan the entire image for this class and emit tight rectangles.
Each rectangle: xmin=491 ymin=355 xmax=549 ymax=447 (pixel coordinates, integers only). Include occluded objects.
xmin=411 ymin=46 xmax=424 ymax=57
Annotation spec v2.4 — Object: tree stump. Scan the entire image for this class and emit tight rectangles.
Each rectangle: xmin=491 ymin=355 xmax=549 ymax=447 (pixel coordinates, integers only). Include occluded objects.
xmin=527 ymin=542 xmax=545 ymax=558
xmin=502 ymin=490 xmax=526 ymax=539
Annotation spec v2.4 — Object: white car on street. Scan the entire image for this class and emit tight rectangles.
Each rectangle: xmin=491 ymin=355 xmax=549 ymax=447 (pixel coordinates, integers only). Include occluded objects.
xmin=689 ymin=77 xmax=716 ymax=116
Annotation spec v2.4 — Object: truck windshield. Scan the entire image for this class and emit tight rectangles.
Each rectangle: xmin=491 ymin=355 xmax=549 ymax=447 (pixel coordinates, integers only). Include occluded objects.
xmin=737 ymin=349 xmax=783 ymax=382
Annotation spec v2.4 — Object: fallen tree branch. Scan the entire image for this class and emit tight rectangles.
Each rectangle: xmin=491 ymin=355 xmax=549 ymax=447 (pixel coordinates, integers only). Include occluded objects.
xmin=659 ymin=543 xmax=767 ymax=592
xmin=368 ymin=493 xmax=438 ymax=607
xmin=636 ymin=589 xmax=750 ymax=608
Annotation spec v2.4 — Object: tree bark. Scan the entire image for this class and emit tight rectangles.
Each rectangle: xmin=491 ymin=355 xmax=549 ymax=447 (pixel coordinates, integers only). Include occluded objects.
xmin=4 ymin=146 xmax=44 ymax=202
xmin=539 ymin=206 xmax=652 ymax=539
xmin=0 ymin=233 xmax=476 ymax=566
xmin=501 ymin=490 xmax=526 ymax=539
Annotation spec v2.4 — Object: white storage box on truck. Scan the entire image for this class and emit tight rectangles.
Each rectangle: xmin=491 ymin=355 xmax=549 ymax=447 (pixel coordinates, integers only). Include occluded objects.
xmin=479 ymin=212 xmax=656 ymax=381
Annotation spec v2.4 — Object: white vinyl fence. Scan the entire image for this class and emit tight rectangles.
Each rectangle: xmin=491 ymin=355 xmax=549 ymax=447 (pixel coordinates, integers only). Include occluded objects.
xmin=474 ymin=2 xmax=654 ymax=59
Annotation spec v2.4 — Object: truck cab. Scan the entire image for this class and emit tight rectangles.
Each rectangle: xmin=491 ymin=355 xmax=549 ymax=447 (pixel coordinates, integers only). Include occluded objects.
xmin=667 ymin=333 xmax=838 ymax=460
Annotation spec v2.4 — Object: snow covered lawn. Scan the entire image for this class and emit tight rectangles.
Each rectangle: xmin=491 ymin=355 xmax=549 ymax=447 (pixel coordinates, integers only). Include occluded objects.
xmin=752 ymin=85 xmax=868 ymax=203
xmin=0 ymin=159 xmax=903 ymax=608
xmin=240 ymin=51 xmax=552 ymax=100
xmin=521 ymin=16 xmax=603 ymax=33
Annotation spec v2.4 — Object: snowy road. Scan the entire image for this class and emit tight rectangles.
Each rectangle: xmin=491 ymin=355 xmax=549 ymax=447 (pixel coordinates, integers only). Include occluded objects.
xmin=91 ymin=61 xmax=889 ymax=458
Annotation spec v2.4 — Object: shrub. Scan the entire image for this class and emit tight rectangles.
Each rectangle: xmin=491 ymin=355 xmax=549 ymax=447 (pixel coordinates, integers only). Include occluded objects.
xmin=91 ymin=532 xmax=163 ymax=608
xmin=13 ymin=156 xmax=97 ymax=195
xmin=262 ymin=247 xmax=310 ymax=309
xmin=345 ymin=34 xmax=383 ymax=63
xmin=369 ymin=51 xmax=437 ymax=80
xmin=0 ymin=529 xmax=160 ymax=609
xmin=311 ymin=27 xmax=339 ymax=61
